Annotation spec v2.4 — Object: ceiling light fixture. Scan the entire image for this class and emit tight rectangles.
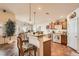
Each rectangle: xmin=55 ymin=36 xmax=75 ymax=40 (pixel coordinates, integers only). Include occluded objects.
xmin=33 ymin=12 xmax=36 ymax=25
xmin=45 ymin=12 xmax=50 ymax=15
xmin=3 ymin=9 xmax=6 ymax=13
xmin=38 ymin=7 xmax=41 ymax=10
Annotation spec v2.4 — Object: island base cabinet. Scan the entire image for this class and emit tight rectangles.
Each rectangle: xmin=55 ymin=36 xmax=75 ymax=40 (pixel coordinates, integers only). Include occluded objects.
xmin=43 ymin=40 xmax=51 ymax=56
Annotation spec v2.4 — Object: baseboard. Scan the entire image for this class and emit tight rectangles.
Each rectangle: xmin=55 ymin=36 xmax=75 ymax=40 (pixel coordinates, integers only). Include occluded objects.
xmin=8 ymin=40 xmax=15 ymax=44
xmin=68 ymin=46 xmax=79 ymax=54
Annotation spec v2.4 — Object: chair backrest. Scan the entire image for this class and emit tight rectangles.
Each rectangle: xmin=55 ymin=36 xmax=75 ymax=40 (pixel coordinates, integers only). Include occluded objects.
xmin=17 ymin=37 xmax=22 ymax=49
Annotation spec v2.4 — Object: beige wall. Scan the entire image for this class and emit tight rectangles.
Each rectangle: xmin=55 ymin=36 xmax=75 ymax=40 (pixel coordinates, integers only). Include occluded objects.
xmin=0 ymin=10 xmax=16 ymax=23
xmin=0 ymin=35 xmax=17 ymax=44
xmin=0 ymin=10 xmax=16 ymax=44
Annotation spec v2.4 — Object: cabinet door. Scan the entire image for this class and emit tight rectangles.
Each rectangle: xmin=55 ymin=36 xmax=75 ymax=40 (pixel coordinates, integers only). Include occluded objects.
xmin=68 ymin=17 xmax=77 ymax=50
xmin=43 ymin=40 xmax=51 ymax=56
xmin=61 ymin=35 xmax=67 ymax=45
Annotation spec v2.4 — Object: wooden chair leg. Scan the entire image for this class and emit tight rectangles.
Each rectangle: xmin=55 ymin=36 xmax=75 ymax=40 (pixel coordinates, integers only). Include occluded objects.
xmin=19 ymin=48 xmax=24 ymax=56
xmin=34 ymin=50 xmax=36 ymax=56
xmin=28 ymin=49 xmax=33 ymax=56
xmin=33 ymin=46 xmax=37 ymax=56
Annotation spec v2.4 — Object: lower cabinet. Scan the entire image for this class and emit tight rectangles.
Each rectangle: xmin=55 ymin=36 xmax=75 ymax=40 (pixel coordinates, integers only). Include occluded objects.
xmin=61 ymin=35 xmax=67 ymax=46
xmin=43 ymin=40 xmax=51 ymax=56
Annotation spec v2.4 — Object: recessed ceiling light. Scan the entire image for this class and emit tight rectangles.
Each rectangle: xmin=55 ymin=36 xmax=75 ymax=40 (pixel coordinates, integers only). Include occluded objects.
xmin=38 ymin=7 xmax=41 ymax=10
xmin=60 ymin=16 xmax=64 ymax=18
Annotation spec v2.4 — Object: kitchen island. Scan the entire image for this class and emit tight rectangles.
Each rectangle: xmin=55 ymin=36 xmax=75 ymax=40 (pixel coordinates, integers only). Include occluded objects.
xmin=34 ymin=34 xmax=51 ymax=56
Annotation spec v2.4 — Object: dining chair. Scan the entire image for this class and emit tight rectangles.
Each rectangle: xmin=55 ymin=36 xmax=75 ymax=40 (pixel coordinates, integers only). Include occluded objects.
xmin=28 ymin=35 xmax=40 ymax=56
xmin=17 ymin=33 xmax=37 ymax=56
xmin=23 ymin=39 xmax=38 ymax=56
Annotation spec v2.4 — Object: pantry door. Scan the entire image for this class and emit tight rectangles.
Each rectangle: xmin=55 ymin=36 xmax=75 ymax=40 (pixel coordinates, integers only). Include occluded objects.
xmin=67 ymin=17 xmax=77 ymax=50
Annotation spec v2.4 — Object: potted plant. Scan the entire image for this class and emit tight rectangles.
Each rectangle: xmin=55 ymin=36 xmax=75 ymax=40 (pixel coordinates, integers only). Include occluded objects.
xmin=4 ymin=19 xmax=16 ymax=40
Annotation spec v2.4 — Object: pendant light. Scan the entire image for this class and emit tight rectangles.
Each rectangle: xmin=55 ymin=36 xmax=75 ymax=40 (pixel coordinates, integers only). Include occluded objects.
xmin=29 ymin=3 xmax=31 ymax=21
xmin=33 ymin=11 xmax=36 ymax=25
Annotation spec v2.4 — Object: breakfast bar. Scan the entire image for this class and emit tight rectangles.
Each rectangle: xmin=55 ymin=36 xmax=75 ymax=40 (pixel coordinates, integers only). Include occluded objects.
xmin=34 ymin=34 xmax=51 ymax=56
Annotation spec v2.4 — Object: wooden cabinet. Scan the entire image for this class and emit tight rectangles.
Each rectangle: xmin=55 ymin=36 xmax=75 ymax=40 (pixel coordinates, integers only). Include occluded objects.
xmin=43 ymin=40 xmax=51 ymax=56
xmin=61 ymin=35 xmax=67 ymax=46
xmin=62 ymin=19 xmax=67 ymax=29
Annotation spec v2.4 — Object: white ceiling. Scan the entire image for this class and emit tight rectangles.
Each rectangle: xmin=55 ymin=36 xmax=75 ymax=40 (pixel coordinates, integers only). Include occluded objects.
xmin=0 ymin=3 xmax=79 ymax=25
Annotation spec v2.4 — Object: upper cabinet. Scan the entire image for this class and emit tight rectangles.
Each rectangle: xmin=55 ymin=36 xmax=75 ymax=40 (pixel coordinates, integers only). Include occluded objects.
xmin=62 ymin=19 xmax=67 ymax=29
xmin=47 ymin=18 xmax=67 ymax=30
